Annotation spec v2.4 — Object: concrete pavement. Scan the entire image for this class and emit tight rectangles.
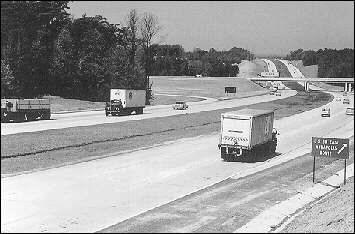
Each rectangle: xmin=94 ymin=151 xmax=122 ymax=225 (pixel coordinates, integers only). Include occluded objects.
xmin=1 ymin=91 xmax=353 ymax=233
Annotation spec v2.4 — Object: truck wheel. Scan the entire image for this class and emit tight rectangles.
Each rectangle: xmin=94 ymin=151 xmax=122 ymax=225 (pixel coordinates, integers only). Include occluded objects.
xmin=43 ymin=111 xmax=51 ymax=120
xmin=137 ymin=108 xmax=143 ymax=115
xmin=221 ymin=152 xmax=228 ymax=161
xmin=1 ymin=111 xmax=9 ymax=122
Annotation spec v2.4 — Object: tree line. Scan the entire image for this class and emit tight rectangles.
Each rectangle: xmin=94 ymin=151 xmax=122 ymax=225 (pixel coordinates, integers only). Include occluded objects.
xmin=285 ymin=48 xmax=354 ymax=78
xmin=1 ymin=1 xmax=158 ymax=103
xmin=150 ymin=45 xmax=254 ymax=77
xmin=1 ymin=1 xmax=253 ymax=102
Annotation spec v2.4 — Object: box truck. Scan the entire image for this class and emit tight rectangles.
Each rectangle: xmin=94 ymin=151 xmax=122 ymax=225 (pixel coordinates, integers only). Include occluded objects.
xmin=218 ymin=108 xmax=278 ymax=161
xmin=1 ymin=98 xmax=51 ymax=122
xmin=105 ymin=89 xmax=146 ymax=116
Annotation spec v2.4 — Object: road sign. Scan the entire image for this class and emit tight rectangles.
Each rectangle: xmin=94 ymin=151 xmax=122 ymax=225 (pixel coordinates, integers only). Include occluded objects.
xmin=311 ymin=137 xmax=350 ymax=185
xmin=312 ymin=137 xmax=349 ymax=159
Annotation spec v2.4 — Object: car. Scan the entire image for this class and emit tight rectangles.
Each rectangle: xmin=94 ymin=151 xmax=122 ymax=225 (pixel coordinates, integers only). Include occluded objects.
xmin=343 ymin=98 xmax=350 ymax=104
xmin=346 ymin=107 xmax=354 ymax=115
xmin=195 ymin=74 xmax=202 ymax=78
xmin=336 ymin=97 xmax=342 ymax=101
xmin=275 ymin=91 xmax=281 ymax=96
xmin=321 ymin=108 xmax=330 ymax=117
xmin=343 ymin=92 xmax=347 ymax=96
xmin=172 ymin=101 xmax=188 ymax=110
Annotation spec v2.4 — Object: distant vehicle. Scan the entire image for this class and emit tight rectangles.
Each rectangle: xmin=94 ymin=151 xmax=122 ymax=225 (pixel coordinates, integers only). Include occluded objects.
xmin=105 ymin=89 xmax=145 ymax=116
xmin=275 ymin=91 xmax=281 ymax=96
xmin=260 ymin=71 xmax=280 ymax=77
xmin=343 ymin=92 xmax=347 ymax=96
xmin=336 ymin=97 xmax=342 ymax=101
xmin=346 ymin=107 xmax=354 ymax=115
xmin=172 ymin=101 xmax=188 ymax=110
xmin=343 ymin=98 xmax=350 ymax=104
xmin=218 ymin=108 xmax=278 ymax=161
xmin=195 ymin=74 xmax=202 ymax=78
xmin=1 ymin=98 xmax=51 ymax=122
xmin=321 ymin=108 xmax=330 ymax=117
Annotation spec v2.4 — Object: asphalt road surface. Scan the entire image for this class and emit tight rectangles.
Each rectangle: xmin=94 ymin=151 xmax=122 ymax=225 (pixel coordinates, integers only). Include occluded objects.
xmin=1 ymin=92 xmax=353 ymax=233
xmin=1 ymin=89 xmax=295 ymax=135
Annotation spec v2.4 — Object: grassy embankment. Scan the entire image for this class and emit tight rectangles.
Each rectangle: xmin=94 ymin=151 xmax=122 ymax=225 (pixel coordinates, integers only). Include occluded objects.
xmin=282 ymin=177 xmax=354 ymax=233
xmin=47 ymin=76 xmax=266 ymax=113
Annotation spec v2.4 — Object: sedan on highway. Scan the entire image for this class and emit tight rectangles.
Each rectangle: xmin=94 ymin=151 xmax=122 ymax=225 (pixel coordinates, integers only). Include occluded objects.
xmin=346 ymin=107 xmax=354 ymax=115
xmin=321 ymin=108 xmax=330 ymax=117
xmin=172 ymin=101 xmax=189 ymax=110
xmin=343 ymin=98 xmax=350 ymax=104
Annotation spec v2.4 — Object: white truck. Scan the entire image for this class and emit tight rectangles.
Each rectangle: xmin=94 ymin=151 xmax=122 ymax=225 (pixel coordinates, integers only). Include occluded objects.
xmin=1 ymin=98 xmax=51 ymax=122
xmin=105 ymin=89 xmax=146 ymax=116
xmin=218 ymin=108 xmax=278 ymax=161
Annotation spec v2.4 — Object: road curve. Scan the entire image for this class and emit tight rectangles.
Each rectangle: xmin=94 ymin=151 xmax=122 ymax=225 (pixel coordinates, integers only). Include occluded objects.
xmin=1 ymin=92 xmax=353 ymax=233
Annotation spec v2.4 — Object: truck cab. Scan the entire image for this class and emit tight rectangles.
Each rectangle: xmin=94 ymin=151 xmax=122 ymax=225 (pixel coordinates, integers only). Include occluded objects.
xmin=105 ymin=89 xmax=145 ymax=116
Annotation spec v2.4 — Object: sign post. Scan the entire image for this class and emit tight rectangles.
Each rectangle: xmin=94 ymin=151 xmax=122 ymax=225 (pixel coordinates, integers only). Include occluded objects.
xmin=311 ymin=137 xmax=349 ymax=184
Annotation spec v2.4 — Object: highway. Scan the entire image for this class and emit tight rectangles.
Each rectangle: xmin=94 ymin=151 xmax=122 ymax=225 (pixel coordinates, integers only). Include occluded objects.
xmin=261 ymin=58 xmax=286 ymax=89
xmin=1 ymin=90 xmax=295 ymax=135
xmin=261 ymin=58 xmax=278 ymax=73
xmin=278 ymin=59 xmax=305 ymax=78
xmin=1 ymin=91 xmax=353 ymax=233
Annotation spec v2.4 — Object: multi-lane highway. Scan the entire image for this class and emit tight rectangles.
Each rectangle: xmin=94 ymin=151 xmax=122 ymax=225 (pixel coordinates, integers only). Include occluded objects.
xmin=1 ymin=60 xmax=354 ymax=233
xmin=1 ymin=90 xmax=353 ymax=232
xmin=1 ymin=90 xmax=293 ymax=135
xmin=262 ymin=58 xmax=278 ymax=73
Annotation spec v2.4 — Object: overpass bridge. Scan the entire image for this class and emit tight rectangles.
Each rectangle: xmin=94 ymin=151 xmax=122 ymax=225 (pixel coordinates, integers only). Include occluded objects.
xmin=247 ymin=77 xmax=354 ymax=92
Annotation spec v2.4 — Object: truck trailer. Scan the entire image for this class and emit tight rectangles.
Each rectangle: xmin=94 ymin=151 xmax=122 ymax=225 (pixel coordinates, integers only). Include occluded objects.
xmin=1 ymin=98 xmax=51 ymax=122
xmin=105 ymin=89 xmax=146 ymax=116
xmin=218 ymin=108 xmax=278 ymax=161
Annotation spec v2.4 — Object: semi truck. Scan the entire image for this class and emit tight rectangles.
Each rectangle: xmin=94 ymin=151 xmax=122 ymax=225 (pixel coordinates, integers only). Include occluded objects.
xmin=218 ymin=108 xmax=278 ymax=161
xmin=1 ymin=98 xmax=51 ymax=122
xmin=105 ymin=89 xmax=146 ymax=116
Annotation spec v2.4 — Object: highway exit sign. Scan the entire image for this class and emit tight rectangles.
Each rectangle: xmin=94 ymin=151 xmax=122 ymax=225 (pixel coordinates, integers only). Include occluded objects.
xmin=312 ymin=137 xmax=349 ymax=159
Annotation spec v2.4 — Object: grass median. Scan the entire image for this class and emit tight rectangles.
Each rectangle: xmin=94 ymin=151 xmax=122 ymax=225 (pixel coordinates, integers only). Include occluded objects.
xmin=1 ymin=87 xmax=332 ymax=175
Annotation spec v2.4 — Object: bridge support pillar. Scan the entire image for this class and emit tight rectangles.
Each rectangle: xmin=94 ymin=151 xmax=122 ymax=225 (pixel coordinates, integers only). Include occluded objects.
xmin=344 ymin=82 xmax=348 ymax=92
xmin=348 ymin=83 xmax=352 ymax=92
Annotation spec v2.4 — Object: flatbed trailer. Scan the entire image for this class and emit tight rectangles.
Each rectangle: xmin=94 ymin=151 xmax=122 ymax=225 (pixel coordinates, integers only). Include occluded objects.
xmin=1 ymin=98 xmax=51 ymax=122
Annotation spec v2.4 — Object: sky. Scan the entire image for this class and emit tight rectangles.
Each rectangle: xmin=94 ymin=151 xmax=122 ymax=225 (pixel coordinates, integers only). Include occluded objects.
xmin=68 ymin=1 xmax=354 ymax=56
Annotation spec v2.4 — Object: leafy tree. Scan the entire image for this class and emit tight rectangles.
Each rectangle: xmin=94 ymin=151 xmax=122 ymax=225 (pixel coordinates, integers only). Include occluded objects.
xmin=1 ymin=60 xmax=16 ymax=97
xmin=51 ymin=14 xmax=124 ymax=101
xmin=1 ymin=1 xmax=70 ymax=97
xmin=139 ymin=12 xmax=161 ymax=104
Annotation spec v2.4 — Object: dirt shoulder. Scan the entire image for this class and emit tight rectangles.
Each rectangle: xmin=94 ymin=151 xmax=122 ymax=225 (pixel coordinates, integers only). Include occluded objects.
xmin=281 ymin=177 xmax=354 ymax=233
